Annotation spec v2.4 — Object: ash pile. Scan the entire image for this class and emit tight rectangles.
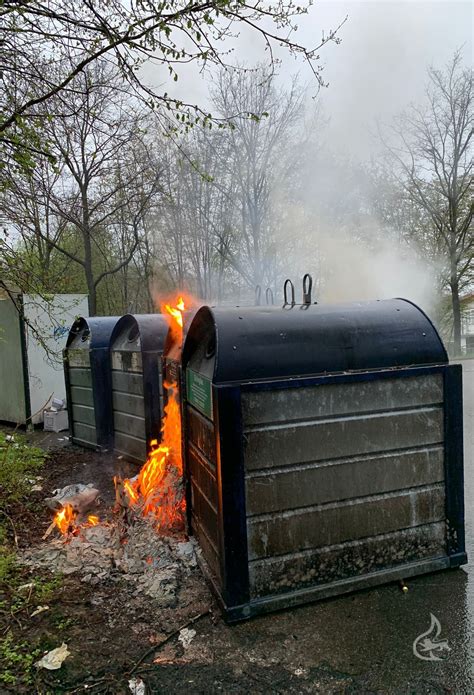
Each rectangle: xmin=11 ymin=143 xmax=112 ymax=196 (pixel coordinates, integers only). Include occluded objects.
xmin=21 ymin=483 xmax=199 ymax=608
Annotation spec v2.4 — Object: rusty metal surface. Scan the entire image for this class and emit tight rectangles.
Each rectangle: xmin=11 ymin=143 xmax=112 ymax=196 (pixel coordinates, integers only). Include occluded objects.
xmin=67 ymin=355 xmax=97 ymax=446
xmin=109 ymin=315 xmax=168 ymax=463
xmin=245 ymin=447 xmax=445 ymax=516
xmin=249 ymin=522 xmax=447 ymax=597
xmin=186 ymin=405 xmax=221 ymax=587
xmin=247 ymin=486 xmax=446 ymax=560
xmin=242 ymin=374 xmax=443 ymax=425
xmin=242 ymin=374 xmax=450 ymax=599
xmin=244 ymin=407 xmax=444 ymax=470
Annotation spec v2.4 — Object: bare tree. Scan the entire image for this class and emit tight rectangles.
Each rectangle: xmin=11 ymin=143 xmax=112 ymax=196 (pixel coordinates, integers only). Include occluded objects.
xmin=381 ymin=52 xmax=473 ymax=352
xmin=1 ymin=61 xmax=162 ymax=315
xmin=0 ymin=0 xmax=345 ymax=179
xmin=211 ymin=67 xmax=307 ymax=289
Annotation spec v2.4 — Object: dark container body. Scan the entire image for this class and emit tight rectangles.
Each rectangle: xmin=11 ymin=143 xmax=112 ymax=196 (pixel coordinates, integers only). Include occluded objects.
xmin=182 ymin=299 xmax=466 ymax=621
xmin=64 ymin=316 xmax=119 ymax=450
xmin=110 ymin=314 xmax=168 ymax=464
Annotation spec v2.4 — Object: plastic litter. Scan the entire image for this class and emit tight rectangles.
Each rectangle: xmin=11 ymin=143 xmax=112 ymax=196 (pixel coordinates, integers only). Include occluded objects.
xmin=178 ymin=627 xmax=196 ymax=649
xmin=35 ymin=643 xmax=70 ymax=670
xmin=129 ymin=677 xmax=146 ymax=695
xmin=45 ymin=483 xmax=99 ymax=513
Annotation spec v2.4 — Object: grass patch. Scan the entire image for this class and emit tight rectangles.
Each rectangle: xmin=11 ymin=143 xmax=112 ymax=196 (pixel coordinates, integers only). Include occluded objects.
xmin=0 ymin=431 xmax=56 ymax=688
xmin=0 ymin=430 xmax=46 ymax=511
xmin=0 ymin=632 xmax=41 ymax=687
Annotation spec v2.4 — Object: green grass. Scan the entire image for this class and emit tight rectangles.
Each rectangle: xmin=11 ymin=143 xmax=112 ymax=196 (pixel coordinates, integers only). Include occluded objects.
xmin=0 ymin=431 xmax=53 ymax=687
xmin=0 ymin=430 xmax=46 ymax=512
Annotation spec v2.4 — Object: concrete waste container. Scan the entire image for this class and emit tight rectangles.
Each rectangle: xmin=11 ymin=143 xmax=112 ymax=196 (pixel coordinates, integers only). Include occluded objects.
xmin=182 ymin=297 xmax=466 ymax=621
xmin=110 ymin=314 xmax=168 ymax=463
xmin=64 ymin=316 xmax=119 ymax=450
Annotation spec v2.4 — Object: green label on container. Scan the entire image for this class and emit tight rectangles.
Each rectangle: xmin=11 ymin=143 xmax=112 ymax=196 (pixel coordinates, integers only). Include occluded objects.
xmin=186 ymin=369 xmax=213 ymax=420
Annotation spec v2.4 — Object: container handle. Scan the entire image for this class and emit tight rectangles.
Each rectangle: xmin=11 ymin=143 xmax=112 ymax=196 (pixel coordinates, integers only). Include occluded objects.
xmin=283 ymin=279 xmax=295 ymax=308
xmin=254 ymin=284 xmax=262 ymax=306
xmin=265 ymin=287 xmax=274 ymax=305
xmin=301 ymin=273 xmax=313 ymax=309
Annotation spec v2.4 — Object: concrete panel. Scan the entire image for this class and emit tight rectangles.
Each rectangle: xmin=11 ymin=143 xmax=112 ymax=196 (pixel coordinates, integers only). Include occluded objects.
xmin=114 ymin=431 xmax=147 ymax=462
xmin=111 ymin=370 xmax=144 ymax=396
xmin=242 ymin=374 xmax=443 ymax=426
xmin=112 ymin=391 xmax=145 ymax=418
xmin=69 ymin=368 xmax=92 ymax=388
xmin=72 ymin=421 xmax=97 ymax=445
xmin=246 ymin=446 xmax=445 ymax=515
xmin=111 ymin=351 xmax=142 ymax=373
xmin=24 ymin=294 xmax=88 ymax=422
xmin=0 ymin=293 xmax=26 ymax=423
xmin=248 ymin=522 xmax=447 ymax=598
xmin=244 ymin=407 xmax=444 ymax=471
xmin=113 ymin=411 xmax=146 ymax=439
xmin=71 ymin=403 xmax=95 ymax=427
xmin=70 ymin=385 xmax=94 ymax=407
xmin=247 ymin=485 xmax=445 ymax=560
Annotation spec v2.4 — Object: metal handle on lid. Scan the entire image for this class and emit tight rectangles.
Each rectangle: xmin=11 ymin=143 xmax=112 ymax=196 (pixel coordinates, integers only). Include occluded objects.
xmin=254 ymin=284 xmax=262 ymax=306
xmin=265 ymin=287 xmax=274 ymax=306
xmin=302 ymin=273 xmax=312 ymax=304
xmin=283 ymin=279 xmax=295 ymax=308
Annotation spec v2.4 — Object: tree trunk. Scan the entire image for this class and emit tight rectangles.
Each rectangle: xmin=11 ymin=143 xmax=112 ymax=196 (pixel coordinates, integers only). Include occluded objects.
xmin=81 ymin=186 xmax=97 ymax=316
xmin=451 ymin=272 xmax=462 ymax=355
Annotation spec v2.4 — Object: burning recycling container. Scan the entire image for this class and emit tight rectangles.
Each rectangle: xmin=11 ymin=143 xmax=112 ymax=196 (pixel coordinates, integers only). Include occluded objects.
xmin=110 ymin=314 xmax=169 ymax=463
xmin=64 ymin=316 xmax=119 ymax=450
xmin=182 ymin=294 xmax=466 ymax=621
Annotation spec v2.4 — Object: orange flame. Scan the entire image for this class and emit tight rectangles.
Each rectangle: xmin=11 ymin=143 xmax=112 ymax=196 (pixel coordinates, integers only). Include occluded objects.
xmin=123 ymin=295 xmax=187 ymax=532
xmin=164 ymin=295 xmax=185 ymax=328
xmin=54 ymin=504 xmax=76 ymax=535
xmin=87 ymin=515 xmax=99 ymax=526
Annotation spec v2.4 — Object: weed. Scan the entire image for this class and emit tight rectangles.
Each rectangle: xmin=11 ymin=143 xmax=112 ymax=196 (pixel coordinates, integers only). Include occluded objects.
xmin=34 ymin=575 xmax=62 ymax=603
xmin=0 ymin=430 xmax=46 ymax=511
xmin=0 ymin=631 xmax=41 ymax=686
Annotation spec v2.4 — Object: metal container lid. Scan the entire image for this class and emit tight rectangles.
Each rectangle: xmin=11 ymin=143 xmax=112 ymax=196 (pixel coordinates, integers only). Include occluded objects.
xmin=183 ymin=298 xmax=448 ymax=384
xmin=110 ymin=314 xmax=169 ymax=353
xmin=66 ymin=316 xmax=120 ymax=350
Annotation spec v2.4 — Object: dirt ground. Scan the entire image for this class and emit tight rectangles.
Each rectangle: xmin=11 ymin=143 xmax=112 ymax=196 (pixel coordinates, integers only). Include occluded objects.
xmin=0 ymin=435 xmax=370 ymax=694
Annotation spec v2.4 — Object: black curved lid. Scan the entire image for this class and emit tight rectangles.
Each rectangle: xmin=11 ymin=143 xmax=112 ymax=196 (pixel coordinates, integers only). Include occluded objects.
xmin=182 ymin=298 xmax=448 ymax=384
xmin=110 ymin=314 xmax=169 ymax=353
xmin=66 ymin=316 xmax=120 ymax=350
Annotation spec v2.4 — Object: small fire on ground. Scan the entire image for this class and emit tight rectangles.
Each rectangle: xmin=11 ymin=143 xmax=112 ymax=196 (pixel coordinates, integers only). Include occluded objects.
xmin=51 ymin=294 xmax=190 ymax=539
xmin=53 ymin=505 xmax=99 ymax=535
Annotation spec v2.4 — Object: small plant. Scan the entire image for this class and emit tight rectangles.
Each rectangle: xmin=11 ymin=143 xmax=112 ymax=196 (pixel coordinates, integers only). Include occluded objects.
xmin=34 ymin=575 xmax=62 ymax=603
xmin=0 ymin=632 xmax=41 ymax=686
xmin=0 ymin=431 xmax=46 ymax=507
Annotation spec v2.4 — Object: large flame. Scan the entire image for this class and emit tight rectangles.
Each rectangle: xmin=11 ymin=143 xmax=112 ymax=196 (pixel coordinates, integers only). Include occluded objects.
xmin=122 ymin=295 xmax=187 ymax=531
xmin=50 ymin=294 xmax=190 ymax=540
xmin=163 ymin=295 xmax=185 ymax=329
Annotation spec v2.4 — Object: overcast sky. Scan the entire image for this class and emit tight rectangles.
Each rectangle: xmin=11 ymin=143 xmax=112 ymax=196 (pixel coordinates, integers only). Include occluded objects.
xmin=307 ymin=0 xmax=473 ymax=157
xmin=147 ymin=0 xmax=472 ymax=160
